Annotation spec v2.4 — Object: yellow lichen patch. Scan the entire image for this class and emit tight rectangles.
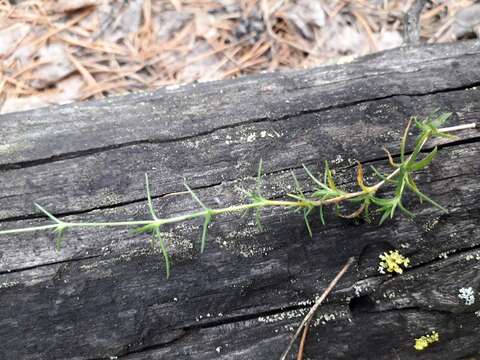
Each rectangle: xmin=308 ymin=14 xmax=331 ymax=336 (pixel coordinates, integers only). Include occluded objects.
xmin=378 ymin=250 xmax=410 ymax=274
xmin=414 ymin=331 xmax=439 ymax=351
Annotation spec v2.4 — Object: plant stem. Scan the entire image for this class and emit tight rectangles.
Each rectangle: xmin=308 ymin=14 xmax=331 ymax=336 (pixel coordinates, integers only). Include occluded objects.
xmin=0 ymin=224 xmax=58 ymax=235
xmin=0 ymin=123 xmax=475 ymax=237
xmin=437 ymin=123 xmax=476 ymax=132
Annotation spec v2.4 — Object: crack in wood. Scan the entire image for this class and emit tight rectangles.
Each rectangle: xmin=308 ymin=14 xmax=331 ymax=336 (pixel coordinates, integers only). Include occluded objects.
xmin=0 ymin=135 xmax=477 ymax=225
xmin=0 ymin=84 xmax=479 ymax=173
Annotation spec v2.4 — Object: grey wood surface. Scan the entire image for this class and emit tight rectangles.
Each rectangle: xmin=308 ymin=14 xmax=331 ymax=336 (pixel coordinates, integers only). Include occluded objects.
xmin=0 ymin=40 xmax=479 ymax=359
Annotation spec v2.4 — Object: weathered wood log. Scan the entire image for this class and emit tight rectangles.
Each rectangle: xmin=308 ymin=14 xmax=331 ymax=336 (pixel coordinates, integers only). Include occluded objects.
xmin=0 ymin=40 xmax=479 ymax=359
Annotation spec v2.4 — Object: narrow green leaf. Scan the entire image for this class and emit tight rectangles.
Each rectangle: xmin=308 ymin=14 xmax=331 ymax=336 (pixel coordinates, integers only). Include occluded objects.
xmin=255 ymin=208 xmax=263 ymax=232
xmin=363 ymin=201 xmax=371 ymax=223
xmin=378 ymin=208 xmax=391 ymax=225
xmin=413 ymin=117 xmax=427 ymax=132
xmin=145 ymin=173 xmax=158 ymax=220
xmin=35 ymin=203 xmax=61 ymax=224
xmin=287 ymin=193 xmax=305 ymax=202
xmin=327 ymin=171 xmax=338 ymax=192
xmin=431 ymin=112 xmax=451 ymax=127
xmin=201 ymin=212 xmax=212 ymax=253
xmin=240 ymin=207 xmax=252 ymax=219
xmin=323 ymin=162 xmax=338 ymax=192
xmin=433 ymin=131 xmax=458 ymax=140
xmin=347 ymin=196 xmax=368 ymax=203
xmin=400 ymin=118 xmax=412 ymax=162
xmin=184 ymin=183 xmax=208 ymax=209
xmin=319 ymin=205 xmax=325 ymax=225
xmin=390 ymin=199 xmax=399 ymax=219
xmin=410 ymin=132 xmax=429 ymax=164
xmin=303 ymin=164 xmax=329 ymax=190
xmin=154 ymin=227 xmax=170 ymax=278
xmin=370 ymin=166 xmax=391 ymax=182
xmin=312 ymin=190 xmax=326 ymax=198
xmin=406 ymin=174 xmax=421 ymax=202
xmin=256 ymin=159 xmax=263 ymax=195
xmin=406 ymin=183 xmax=448 ymax=213
xmin=393 ymin=170 xmax=407 ymax=197
xmin=236 ymin=186 xmax=264 ymax=205
xmin=35 ymin=204 xmax=66 ymax=250
xmin=132 ymin=223 xmax=157 ymax=235
xmin=323 ymin=160 xmax=329 ymax=184
xmin=397 ymin=201 xmax=414 ymax=218
xmin=304 ymin=207 xmax=313 ymax=238
xmin=371 ymin=196 xmax=394 ymax=207
xmin=334 ymin=203 xmax=341 ymax=216
xmin=291 ymin=172 xmax=304 ymax=196
xmin=409 ymin=146 xmax=438 ymax=171
xmin=53 ymin=225 xmax=66 ymax=252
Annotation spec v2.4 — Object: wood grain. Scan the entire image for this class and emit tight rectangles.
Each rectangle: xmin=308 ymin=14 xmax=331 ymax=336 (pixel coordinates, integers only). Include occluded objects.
xmin=0 ymin=40 xmax=479 ymax=359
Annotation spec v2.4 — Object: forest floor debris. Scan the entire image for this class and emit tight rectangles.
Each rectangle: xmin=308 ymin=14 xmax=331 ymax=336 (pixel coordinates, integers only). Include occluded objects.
xmin=0 ymin=0 xmax=477 ymax=114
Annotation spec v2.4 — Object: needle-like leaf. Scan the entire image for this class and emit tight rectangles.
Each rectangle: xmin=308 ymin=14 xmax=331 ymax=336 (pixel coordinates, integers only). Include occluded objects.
xmin=324 ymin=162 xmax=338 ymax=192
xmin=409 ymin=146 xmax=438 ymax=171
xmin=291 ymin=172 xmax=304 ymax=196
xmin=405 ymin=182 xmax=448 ymax=213
xmin=153 ymin=227 xmax=170 ymax=278
xmin=379 ymin=208 xmax=392 ymax=225
xmin=256 ymin=159 xmax=263 ymax=195
xmin=35 ymin=203 xmax=61 ymax=224
xmin=400 ymin=118 xmax=412 ymax=162
xmin=184 ymin=182 xmax=213 ymax=252
xmin=303 ymin=207 xmax=313 ymax=238
xmin=184 ymin=183 xmax=208 ymax=209
xmin=53 ymin=225 xmax=66 ymax=252
xmin=201 ymin=212 xmax=212 ymax=253
xmin=431 ymin=111 xmax=451 ymax=127
xmin=303 ymin=164 xmax=329 ymax=190
xmin=397 ymin=201 xmax=414 ymax=218
xmin=319 ymin=205 xmax=325 ymax=225
xmin=35 ymin=204 xmax=67 ymax=251
xmin=145 ymin=173 xmax=158 ymax=220
xmin=255 ymin=208 xmax=263 ymax=232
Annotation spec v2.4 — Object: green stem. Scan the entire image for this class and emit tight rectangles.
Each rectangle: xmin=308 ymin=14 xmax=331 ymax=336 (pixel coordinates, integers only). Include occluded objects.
xmin=0 ymin=224 xmax=58 ymax=235
xmin=0 ymin=122 xmax=474 ymax=238
xmin=0 ymin=201 xmax=302 ymax=235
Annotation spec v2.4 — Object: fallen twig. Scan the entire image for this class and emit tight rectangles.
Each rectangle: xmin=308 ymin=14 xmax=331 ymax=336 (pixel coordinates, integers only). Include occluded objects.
xmin=280 ymin=256 xmax=356 ymax=360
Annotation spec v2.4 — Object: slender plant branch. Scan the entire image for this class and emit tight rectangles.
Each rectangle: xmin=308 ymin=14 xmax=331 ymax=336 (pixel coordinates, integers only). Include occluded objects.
xmin=0 ymin=113 xmax=476 ymax=277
